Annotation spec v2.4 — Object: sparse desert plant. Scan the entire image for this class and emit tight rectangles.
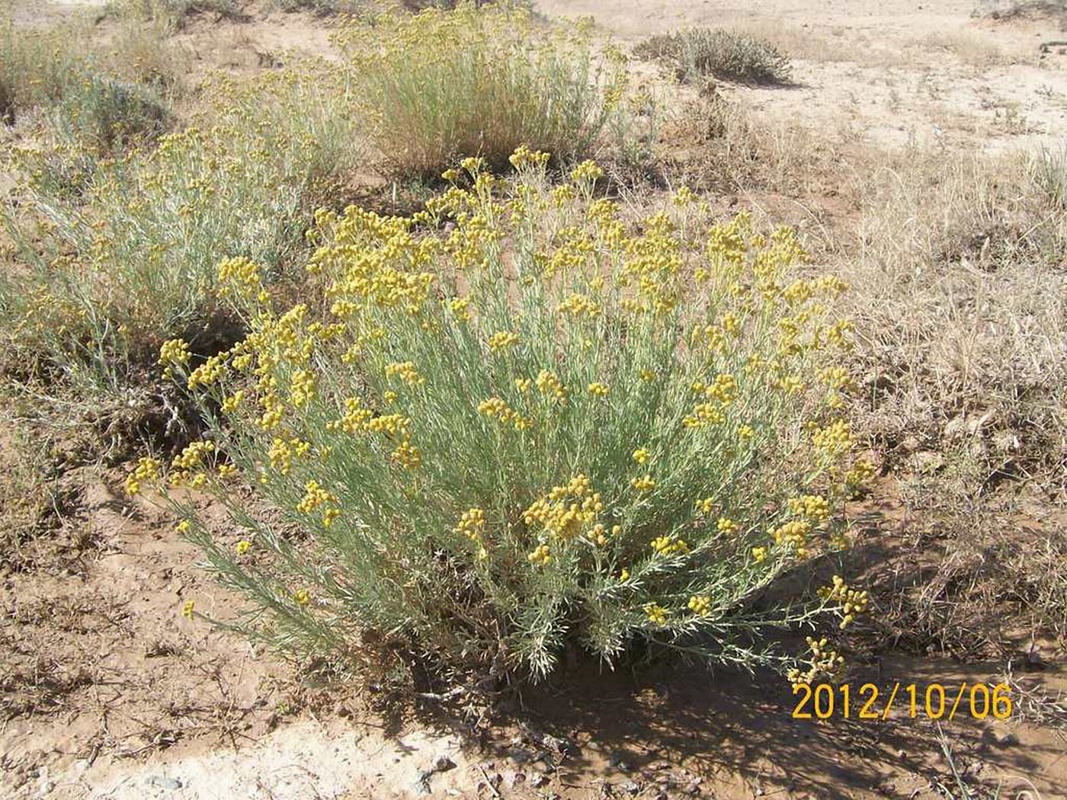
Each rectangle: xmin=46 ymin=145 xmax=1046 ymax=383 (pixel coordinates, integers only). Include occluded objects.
xmin=51 ymin=75 xmax=170 ymax=155
xmin=109 ymin=0 xmax=249 ymax=28
xmin=841 ymin=150 xmax=1066 ymax=497
xmin=0 ymin=13 xmax=182 ymax=142
xmin=142 ymin=152 xmax=870 ymax=680
xmin=0 ymin=19 xmax=88 ymax=119
xmin=272 ymin=0 xmax=368 ymax=15
xmin=333 ymin=3 xmax=626 ymax=177
xmin=635 ymin=28 xmax=792 ymax=86
xmin=1030 ymin=143 xmax=1067 ymax=209
xmin=1 ymin=59 xmax=365 ymax=397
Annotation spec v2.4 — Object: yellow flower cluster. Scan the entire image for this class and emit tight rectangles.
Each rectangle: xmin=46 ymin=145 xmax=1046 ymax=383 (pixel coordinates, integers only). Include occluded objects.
xmin=528 ymin=544 xmax=551 ymax=566
xmin=812 ymin=419 xmax=855 ymax=457
xmin=297 ymin=480 xmax=341 ymax=527
xmin=558 ymin=293 xmax=601 ymax=318
xmin=587 ymin=382 xmax=610 ymax=397
xmin=535 ymin=370 xmax=568 ymax=403
xmin=168 ymin=441 xmax=218 ymax=489
xmin=683 ymin=402 xmax=725 ymax=429
xmin=217 ymin=256 xmax=264 ymax=302
xmin=644 ymin=603 xmax=669 ymax=625
xmin=187 ymin=352 xmax=230 ymax=390
xmin=683 ymin=375 xmax=739 ymax=428
xmin=632 ymin=448 xmax=650 ymax=465
xmin=487 ymin=331 xmax=520 ymax=352
xmin=717 ymin=517 xmax=739 ymax=535
xmin=448 ymin=296 xmax=472 ymax=322
xmin=290 ymin=369 xmax=316 ymax=407
xmin=267 ymin=436 xmax=310 ymax=476
xmin=221 ymin=390 xmax=245 ymax=414
xmin=329 ymin=397 xmax=373 ymax=434
xmin=125 ymin=456 xmax=162 ymax=496
xmin=631 ymin=475 xmax=656 ymax=492
xmin=650 ymin=535 xmax=689 ymax=557
xmin=787 ymin=494 xmax=831 ymax=524
xmin=478 ymin=396 xmax=533 ymax=431
xmin=509 ymin=145 xmax=551 ymax=170
xmin=772 ymin=519 xmax=812 ymax=557
xmin=588 ymin=523 xmax=620 ymax=547
xmin=818 ymin=575 xmax=869 ymax=629
xmin=384 ymin=361 xmax=423 ymax=386
xmin=158 ymin=338 xmax=191 ymax=368
xmin=454 ymin=507 xmax=486 ymax=542
xmin=569 ymin=160 xmax=603 ymax=184
xmin=523 ymin=474 xmax=604 ymax=542
xmin=788 ymin=637 xmax=845 ymax=686
xmin=687 ymin=595 xmax=712 ymax=616
xmin=391 ymin=438 xmax=422 ymax=469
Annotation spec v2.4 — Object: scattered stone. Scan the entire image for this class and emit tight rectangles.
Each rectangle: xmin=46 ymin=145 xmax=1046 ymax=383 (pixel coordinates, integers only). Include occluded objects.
xmin=503 ymin=770 xmax=526 ymax=788
xmin=432 ymin=754 xmax=456 ymax=773
xmin=530 ymin=772 xmax=551 ymax=788
xmin=622 ymin=779 xmax=641 ymax=795
xmin=414 ymin=754 xmax=458 ymax=795
xmin=145 ymin=775 xmax=183 ymax=791
xmin=994 ymin=731 xmax=1019 ymax=748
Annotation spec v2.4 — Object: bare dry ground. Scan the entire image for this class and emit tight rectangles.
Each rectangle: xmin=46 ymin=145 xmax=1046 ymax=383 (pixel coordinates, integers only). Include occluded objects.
xmin=1 ymin=0 xmax=1065 ymax=798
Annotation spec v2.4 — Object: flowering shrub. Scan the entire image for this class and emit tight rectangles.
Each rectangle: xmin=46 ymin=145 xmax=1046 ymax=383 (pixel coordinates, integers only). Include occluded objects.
xmin=2 ymin=59 xmax=364 ymax=389
xmin=146 ymin=151 xmax=870 ymax=679
xmin=334 ymin=3 xmax=626 ymax=176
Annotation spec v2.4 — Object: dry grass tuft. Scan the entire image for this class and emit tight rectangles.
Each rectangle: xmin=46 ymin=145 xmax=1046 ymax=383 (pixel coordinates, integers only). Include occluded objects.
xmin=841 ymin=150 xmax=1066 ymax=498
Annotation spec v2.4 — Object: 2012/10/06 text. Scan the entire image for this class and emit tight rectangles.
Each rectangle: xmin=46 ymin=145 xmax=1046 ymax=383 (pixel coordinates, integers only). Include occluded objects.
xmin=791 ymin=682 xmax=1013 ymax=721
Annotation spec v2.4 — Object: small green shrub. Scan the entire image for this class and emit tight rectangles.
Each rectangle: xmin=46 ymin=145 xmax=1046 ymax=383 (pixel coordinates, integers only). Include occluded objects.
xmin=272 ymin=0 xmax=368 ymax=15
xmin=143 ymin=153 xmax=871 ymax=681
xmin=109 ymin=0 xmax=249 ymax=27
xmin=0 ymin=19 xmax=87 ymax=119
xmin=52 ymin=75 xmax=170 ymax=155
xmin=1031 ymin=144 xmax=1067 ymax=209
xmin=0 ymin=14 xmax=183 ymax=138
xmin=2 ymin=60 xmax=365 ymax=393
xmin=334 ymin=3 xmax=626 ymax=177
xmin=635 ymin=28 xmax=792 ymax=86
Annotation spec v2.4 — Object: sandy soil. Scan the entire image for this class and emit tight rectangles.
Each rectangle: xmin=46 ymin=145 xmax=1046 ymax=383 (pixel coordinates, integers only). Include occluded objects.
xmin=542 ymin=0 xmax=1067 ymax=153
xmin=2 ymin=0 xmax=1067 ymax=798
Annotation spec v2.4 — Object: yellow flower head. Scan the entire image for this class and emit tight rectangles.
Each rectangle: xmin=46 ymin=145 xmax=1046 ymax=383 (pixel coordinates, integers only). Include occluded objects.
xmin=527 ymin=544 xmax=551 ymax=566
xmin=687 ymin=595 xmax=712 ymax=616
xmin=488 ymin=331 xmax=520 ymax=352
xmin=631 ymin=474 xmax=656 ymax=493
xmin=651 ymin=535 xmax=689 ymax=557
xmin=570 ymin=160 xmax=603 ymax=184
xmin=644 ymin=603 xmax=668 ymax=625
